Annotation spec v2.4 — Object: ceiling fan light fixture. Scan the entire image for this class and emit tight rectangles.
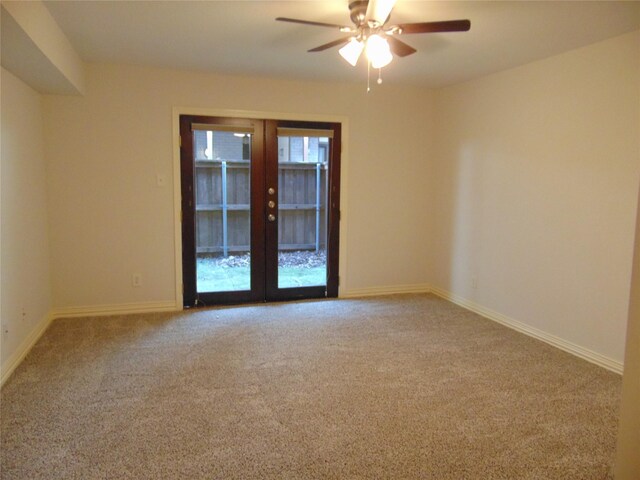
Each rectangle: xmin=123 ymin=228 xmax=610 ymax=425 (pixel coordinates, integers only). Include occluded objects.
xmin=366 ymin=34 xmax=393 ymax=68
xmin=371 ymin=49 xmax=393 ymax=69
xmin=339 ymin=38 xmax=364 ymax=66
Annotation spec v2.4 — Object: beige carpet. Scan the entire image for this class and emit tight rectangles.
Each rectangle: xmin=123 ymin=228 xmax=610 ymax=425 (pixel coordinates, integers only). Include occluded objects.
xmin=0 ymin=294 xmax=621 ymax=479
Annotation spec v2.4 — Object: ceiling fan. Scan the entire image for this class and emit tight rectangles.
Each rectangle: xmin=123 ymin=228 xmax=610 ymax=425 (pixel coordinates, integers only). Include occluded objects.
xmin=276 ymin=0 xmax=470 ymax=75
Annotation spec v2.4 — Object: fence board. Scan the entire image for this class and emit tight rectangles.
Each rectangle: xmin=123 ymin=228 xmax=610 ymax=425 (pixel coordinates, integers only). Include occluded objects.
xmin=195 ymin=160 xmax=327 ymax=255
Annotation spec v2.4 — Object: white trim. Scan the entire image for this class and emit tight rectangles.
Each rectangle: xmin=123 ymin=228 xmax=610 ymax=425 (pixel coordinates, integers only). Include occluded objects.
xmin=172 ymin=109 xmax=184 ymax=308
xmin=1 ymin=312 xmax=54 ymax=388
xmin=430 ymin=286 xmax=623 ymax=375
xmin=52 ymin=301 xmax=179 ymax=319
xmin=342 ymin=283 xmax=432 ymax=298
xmin=172 ymin=107 xmax=350 ymax=301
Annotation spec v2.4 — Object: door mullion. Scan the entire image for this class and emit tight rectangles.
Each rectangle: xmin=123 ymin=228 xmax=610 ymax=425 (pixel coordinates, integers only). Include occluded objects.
xmin=250 ymin=120 xmax=266 ymax=301
xmin=264 ymin=120 xmax=280 ymax=298
xmin=179 ymin=115 xmax=197 ymax=307
xmin=326 ymin=123 xmax=341 ymax=298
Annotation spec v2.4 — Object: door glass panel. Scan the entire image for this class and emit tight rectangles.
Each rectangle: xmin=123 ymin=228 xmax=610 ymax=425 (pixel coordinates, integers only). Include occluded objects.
xmin=276 ymin=134 xmax=328 ymax=288
xmin=194 ymin=129 xmax=251 ymax=292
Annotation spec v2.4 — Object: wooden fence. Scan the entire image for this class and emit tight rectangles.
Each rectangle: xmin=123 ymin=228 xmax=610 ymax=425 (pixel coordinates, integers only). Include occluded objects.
xmin=195 ymin=160 xmax=327 ymax=255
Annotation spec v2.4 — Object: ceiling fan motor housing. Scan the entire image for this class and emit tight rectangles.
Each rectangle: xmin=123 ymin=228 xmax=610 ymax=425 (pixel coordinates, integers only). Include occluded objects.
xmin=348 ymin=1 xmax=369 ymax=26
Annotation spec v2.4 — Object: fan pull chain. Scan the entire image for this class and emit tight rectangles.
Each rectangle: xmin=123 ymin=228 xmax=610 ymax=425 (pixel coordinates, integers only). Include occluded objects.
xmin=367 ymin=64 xmax=385 ymax=91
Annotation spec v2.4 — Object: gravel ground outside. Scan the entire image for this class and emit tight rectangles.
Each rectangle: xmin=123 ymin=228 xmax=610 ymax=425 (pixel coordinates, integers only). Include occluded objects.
xmin=197 ymin=250 xmax=326 ymax=292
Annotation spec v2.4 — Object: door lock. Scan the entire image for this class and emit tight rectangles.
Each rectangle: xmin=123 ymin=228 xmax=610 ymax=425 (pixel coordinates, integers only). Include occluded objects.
xmin=268 ymin=200 xmax=276 ymax=208
xmin=268 ymin=187 xmax=275 ymax=195
xmin=268 ymin=214 xmax=276 ymax=222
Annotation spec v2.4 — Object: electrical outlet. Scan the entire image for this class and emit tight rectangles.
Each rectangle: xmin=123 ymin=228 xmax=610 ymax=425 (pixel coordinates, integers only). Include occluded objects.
xmin=132 ymin=273 xmax=142 ymax=287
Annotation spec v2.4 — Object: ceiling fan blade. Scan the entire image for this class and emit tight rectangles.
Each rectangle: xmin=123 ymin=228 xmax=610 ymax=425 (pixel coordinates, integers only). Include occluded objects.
xmin=276 ymin=17 xmax=352 ymax=31
xmin=386 ymin=36 xmax=416 ymax=57
xmin=395 ymin=19 xmax=471 ymax=34
xmin=365 ymin=0 xmax=397 ymax=25
xmin=308 ymin=37 xmax=353 ymax=53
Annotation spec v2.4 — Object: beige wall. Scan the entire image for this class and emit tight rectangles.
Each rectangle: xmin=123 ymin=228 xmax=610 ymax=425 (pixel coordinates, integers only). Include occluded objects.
xmin=1 ymin=67 xmax=52 ymax=372
xmin=43 ymin=64 xmax=434 ymax=310
xmin=431 ymin=31 xmax=640 ymax=364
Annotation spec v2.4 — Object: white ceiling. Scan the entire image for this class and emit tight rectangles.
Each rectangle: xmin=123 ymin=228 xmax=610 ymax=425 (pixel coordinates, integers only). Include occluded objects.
xmin=44 ymin=0 xmax=640 ymax=88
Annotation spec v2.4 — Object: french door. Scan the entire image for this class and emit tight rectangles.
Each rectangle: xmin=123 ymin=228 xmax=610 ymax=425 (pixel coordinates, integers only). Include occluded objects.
xmin=179 ymin=115 xmax=341 ymax=307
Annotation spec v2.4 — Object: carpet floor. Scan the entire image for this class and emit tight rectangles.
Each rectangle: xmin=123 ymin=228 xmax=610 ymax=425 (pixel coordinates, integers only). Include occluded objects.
xmin=0 ymin=294 xmax=621 ymax=479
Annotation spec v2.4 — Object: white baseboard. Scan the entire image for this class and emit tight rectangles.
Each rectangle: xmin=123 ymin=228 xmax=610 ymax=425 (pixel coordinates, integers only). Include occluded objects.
xmin=1 ymin=312 xmax=54 ymax=388
xmin=430 ymin=286 xmax=623 ymax=375
xmin=52 ymin=300 xmax=180 ymax=319
xmin=342 ymin=283 xmax=432 ymax=298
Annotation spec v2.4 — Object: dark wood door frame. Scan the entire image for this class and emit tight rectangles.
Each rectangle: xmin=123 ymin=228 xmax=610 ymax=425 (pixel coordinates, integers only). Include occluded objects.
xmin=264 ymin=119 xmax=341 ymax=301
xmin=180 ymin=115 xmax=266 ymax=306
xmin=179 ymin=115 xmax=341 ymax=307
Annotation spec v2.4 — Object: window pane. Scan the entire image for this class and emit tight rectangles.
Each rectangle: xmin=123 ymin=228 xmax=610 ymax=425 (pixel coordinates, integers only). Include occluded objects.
xmin=194 ymin=130 xmax=251 ymax=292
xmin=276 ymin=135 xmax=328 ymax=288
